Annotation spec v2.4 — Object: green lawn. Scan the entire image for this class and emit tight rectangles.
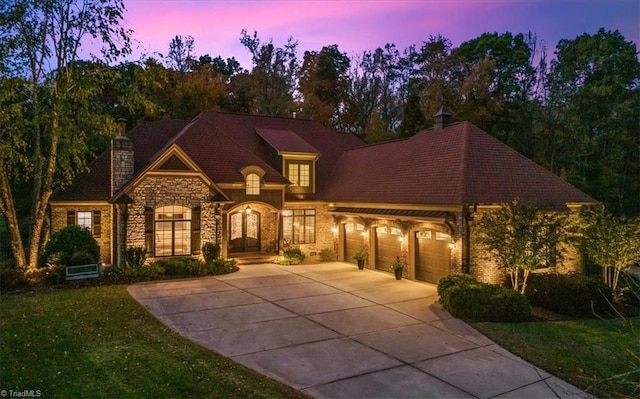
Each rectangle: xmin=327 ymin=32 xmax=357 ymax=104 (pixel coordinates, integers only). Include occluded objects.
xmin=0 ymin=285 xmax=308 ymax=399
xmin=473 ymin=316 xmax=640 ymax=399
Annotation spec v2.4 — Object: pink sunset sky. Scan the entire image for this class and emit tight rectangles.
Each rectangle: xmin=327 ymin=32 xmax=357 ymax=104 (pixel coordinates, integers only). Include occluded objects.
xmin=114 ymin=0 xmax=639 ymax=67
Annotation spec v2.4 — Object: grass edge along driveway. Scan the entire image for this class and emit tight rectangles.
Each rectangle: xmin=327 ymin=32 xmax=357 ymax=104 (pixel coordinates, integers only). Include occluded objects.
xmin=473 ymin=316 xmax=640 ymax=399
xmin=0 ymin=285 xmax=308 ymax=399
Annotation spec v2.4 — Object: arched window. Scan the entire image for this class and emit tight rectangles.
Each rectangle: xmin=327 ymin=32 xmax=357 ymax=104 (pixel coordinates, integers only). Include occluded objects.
xmin=246 ymin=173 xmax=260 ymax=195
xmin=155 ymin=205 xmax=192 ymax=256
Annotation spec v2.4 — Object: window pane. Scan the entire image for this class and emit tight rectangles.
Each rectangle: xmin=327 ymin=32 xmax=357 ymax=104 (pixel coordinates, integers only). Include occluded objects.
xmin=246 ymin=173 xmax=260 ymax=195
xmin=156 ymin=205 xmax=191 ymax=220
xmin=77 ymin=211 xmax=92 ymax=232
xmin=174 ymin=221 xmax=191 ymax=255
xmin=288 ymin=164 xmax=299 ymax=186
xmin=155 ymin=221 xmax=173 ymax=256
xmin=299 ymin=164 xmax=310 ymax=187
xmin=282 ymin=213 xmax=293 ymax=241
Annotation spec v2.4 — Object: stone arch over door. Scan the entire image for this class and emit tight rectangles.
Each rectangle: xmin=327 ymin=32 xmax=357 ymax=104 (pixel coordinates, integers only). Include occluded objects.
xmin=229 ymin=209 xmax=260 ymax=253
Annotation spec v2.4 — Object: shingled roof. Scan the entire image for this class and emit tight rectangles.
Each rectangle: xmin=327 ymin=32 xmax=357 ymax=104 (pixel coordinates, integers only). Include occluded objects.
xmin=53 ymin=112 xmax=594 ymax=209
xmin=323 ymin=121 xmax=595 ymax=209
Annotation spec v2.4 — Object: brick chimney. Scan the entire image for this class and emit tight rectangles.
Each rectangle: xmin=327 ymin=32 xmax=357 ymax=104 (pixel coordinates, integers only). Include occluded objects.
xmin=433 ymin=107 xmax=452 ymax=130
xmin=111 ymin=119 xmax=133 ymax=196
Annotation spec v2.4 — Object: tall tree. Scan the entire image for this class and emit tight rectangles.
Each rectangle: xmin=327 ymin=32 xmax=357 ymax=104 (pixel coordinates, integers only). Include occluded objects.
xmin=166 ymin=35 xmax=195 ymax=73
xmin=239 ymin=29 xmax=298 ymax=116
xmin=298 ymin=44 xmax=350 ymax=129
xmin=0 ymin=0 xmax=131 ymax=269
xmin=453 ymin=32 xmax=538 ymax=154
xmin=547 ymin=29 xmax=640 ymax=216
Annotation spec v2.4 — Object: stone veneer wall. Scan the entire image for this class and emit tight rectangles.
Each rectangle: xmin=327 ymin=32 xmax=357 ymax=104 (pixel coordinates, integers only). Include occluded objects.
xmin=50 ymin=204 xmax=112 ymax=264
xmin=127 ymin=176 xmax=215 ymax=253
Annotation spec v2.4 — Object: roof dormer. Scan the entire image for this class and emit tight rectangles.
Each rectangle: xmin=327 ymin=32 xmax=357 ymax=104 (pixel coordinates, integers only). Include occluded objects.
xmin=256 ymin=128 xmax=320 ymax=194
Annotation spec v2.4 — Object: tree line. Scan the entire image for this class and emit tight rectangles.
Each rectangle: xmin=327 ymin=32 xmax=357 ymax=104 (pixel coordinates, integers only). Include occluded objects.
xmin=1 ymin=0 xmax=639 ymax=269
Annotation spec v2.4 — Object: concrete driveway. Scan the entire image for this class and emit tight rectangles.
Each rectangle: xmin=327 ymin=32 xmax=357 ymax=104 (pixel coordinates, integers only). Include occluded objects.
xmin=128 ymin=262 xmax=592 ymax=398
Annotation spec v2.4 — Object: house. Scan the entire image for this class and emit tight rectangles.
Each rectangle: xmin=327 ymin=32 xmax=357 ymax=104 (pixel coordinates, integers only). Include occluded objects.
xmin=50 ymin=110 xmax=596 ymax=284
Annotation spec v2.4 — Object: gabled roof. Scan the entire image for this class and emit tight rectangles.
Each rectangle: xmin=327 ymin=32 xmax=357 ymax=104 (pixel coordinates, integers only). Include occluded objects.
xmin=52 ymin=120 xmax=189 ymax=202
xmin=53 ymin=112 xmax=363 ymax=202
xmin=323 ymin=121 xmax=595 ymax=209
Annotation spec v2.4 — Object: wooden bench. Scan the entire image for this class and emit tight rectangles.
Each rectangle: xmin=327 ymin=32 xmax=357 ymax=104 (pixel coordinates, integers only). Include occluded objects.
xmin=66 ymin=261 xmax=102 ymax=281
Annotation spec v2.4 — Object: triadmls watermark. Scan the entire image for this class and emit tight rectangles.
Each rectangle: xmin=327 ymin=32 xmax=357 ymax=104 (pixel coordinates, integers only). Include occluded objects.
xmin=0 ymin=390 xmax=42 ymax=398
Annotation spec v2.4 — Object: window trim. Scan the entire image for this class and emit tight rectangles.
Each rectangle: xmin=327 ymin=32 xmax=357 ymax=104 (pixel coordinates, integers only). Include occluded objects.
xmin=154 ymin=205 xmax=192 ymax=257
xmin=282 ymin=209 xmax=316 ymax=244
xmin=246 ymin=173 xmax=260 ymax=195
xmin=67 ymin=210 xmax=101 ymax=237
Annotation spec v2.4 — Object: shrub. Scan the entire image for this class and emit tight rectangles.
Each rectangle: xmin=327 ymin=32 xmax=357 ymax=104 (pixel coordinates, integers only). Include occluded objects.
xmin=125 ymin=246 xmax=146 ymax=268
xmin=0 ymin=262 xmax=29 ymax=291
xmin=525 ymin=272 xmax=613 ymax=317
xmin=152 ymin=258 xmax=206 ymax=276
xmin=283 ymin=248 xmax=305 ymax=265
xmin=205 ymin=258 xmax=238 ymax=275
xmin=202 ymin=242 xmax=221 ymax=264
xmin=102 ymin=264 xmax=165 ymax=284
xmin=437 ymin=273 xmax=478 ymax=299
xmin=41 ymin=225 xmax=100 ymax=267
xmin=319 ymin=248 xmax=337 ymax=262
xmin=438 ymin=273 xmax=531 ymax=322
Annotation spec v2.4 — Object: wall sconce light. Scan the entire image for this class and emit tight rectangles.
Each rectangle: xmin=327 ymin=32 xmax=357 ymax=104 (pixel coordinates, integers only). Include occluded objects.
xmin=361 ymin=231 xmax=367 ymax=237
xmin=398 ymin=236 xmax=405 ymax=242
xmin=245 ymin=205 xmax=252 ymax=214
xmin=331 ymin=226 xmax=338 ymax=234
xmin=448 ymin=240 xmax=456 ymax=249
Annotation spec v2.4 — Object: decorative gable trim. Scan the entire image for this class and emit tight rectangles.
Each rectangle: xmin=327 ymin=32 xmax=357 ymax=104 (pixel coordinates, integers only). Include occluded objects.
xmin=109 ymin=144 xmax=231 ymax=203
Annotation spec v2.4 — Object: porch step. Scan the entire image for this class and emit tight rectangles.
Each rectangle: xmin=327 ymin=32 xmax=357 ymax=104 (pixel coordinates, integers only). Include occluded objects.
xmin=233 ymin=254 xmax=276 ymax=265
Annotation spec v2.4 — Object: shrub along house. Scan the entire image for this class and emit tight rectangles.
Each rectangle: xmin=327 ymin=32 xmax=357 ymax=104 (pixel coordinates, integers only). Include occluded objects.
xmin=50 ymin=110 xmax=596 ymax=284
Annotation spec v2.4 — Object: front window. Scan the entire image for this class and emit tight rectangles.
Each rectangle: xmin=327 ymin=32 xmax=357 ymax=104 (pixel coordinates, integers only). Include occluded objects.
xmin=155 ymin=205 xmax=191 ymax=256
xmin=77 ymin=211 xmax=92 ymax=231
xmin=287 ymin=162 xmax=310 ymax=187
xmin=282 ymin=209 xmax=315 ymax=244
xmin=246 ymin=173 xmax=260 ymax=195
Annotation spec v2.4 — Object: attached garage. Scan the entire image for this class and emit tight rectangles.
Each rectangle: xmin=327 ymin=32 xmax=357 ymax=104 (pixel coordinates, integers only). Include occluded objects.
xmin=344 ymin=222 xmax=365 ymax=264
xmin=415 ymin=230 xmax=451 ymax=284
xmin=375 ymin=226 xmax=402 ymax=272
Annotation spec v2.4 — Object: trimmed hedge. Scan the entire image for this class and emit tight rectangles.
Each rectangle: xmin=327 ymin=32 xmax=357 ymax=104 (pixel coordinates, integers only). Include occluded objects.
xmin=525 ymin=272 xmax=613 ymax=317
xmin=438 ymin=273 xmax=531 ymax=322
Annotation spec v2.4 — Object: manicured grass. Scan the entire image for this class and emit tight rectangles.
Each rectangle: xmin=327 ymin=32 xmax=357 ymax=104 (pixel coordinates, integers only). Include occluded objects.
xmin=473 ymin=317 xmax=640 ymax=399
xmin=0 ymin=285 xmax=308 ymax=399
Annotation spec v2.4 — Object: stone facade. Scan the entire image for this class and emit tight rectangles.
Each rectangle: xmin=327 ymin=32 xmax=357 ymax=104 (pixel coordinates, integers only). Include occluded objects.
xmin=50 ymin=204 xmax=112 ymax=264
xmin=127 ymin=176 xmax=213 ymax=258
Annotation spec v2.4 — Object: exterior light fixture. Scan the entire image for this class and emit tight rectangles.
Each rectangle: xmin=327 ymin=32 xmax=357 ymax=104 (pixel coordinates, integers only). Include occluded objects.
xmin=245 ymin=205 xmax=252 ymax=214
xmin=331 ymin=226 xmax=338 ymax=234
xmin=448 ymin=241 xmax=456 ymax=249
xmin=361 ymin=231 xmax=366 ymax=237
xmin=398 ymin=236 xmax=405 ymax=242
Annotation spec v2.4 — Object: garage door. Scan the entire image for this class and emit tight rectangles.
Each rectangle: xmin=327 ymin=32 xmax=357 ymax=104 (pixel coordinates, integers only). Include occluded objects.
xmin=375 ymin=226 xmax=401 ymax=272
xmin=344 ymin=223 xmax=364 ymax=264
xmin=415 ymin=230 xmax=451 ymax=284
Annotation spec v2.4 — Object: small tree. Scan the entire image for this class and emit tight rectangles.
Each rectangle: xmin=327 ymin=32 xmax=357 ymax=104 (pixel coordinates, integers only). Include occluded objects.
xmin=475 ymin=200 xmax=567 ymax=294
xmin=582 ymin=210 xmax=640 ymax=295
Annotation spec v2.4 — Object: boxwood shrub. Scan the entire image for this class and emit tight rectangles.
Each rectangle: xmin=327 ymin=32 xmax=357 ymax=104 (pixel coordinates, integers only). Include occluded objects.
xmin=525 ymin=272 xmax=613 ymax=317
xmin=438 ymin=273 xmax=531 ymax=322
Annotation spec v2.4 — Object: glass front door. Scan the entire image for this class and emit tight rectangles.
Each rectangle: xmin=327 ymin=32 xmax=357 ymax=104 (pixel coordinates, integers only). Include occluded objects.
xmin=229 ymin=210 xmax=260 ymax=253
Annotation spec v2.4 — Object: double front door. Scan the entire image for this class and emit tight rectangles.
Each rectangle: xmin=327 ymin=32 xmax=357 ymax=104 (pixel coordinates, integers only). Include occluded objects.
xmin=229 ymin=211 xmax=260 ymax=253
